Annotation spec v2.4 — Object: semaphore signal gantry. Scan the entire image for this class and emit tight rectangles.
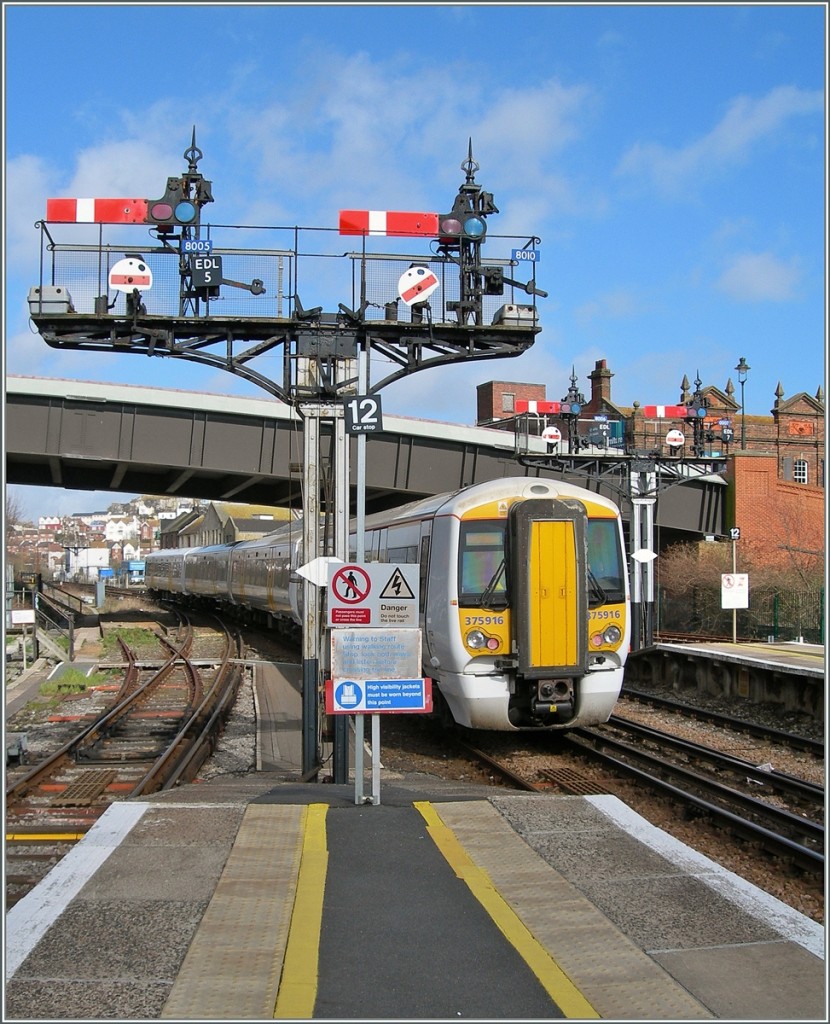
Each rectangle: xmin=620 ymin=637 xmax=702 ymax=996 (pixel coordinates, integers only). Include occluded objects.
xmin=28 ymin=132 xmax=550 ymax=782
xmin=28 ymin=132 xmax=547 ymax=405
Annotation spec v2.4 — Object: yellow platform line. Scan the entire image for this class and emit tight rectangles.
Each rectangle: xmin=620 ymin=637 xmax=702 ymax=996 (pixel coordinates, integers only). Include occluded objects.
xmin=415 ymin=800 xmax=600 ymax=1020
xmin=6 ymin=833 xmax=85 ymax=842
xmin=273 ymin=803 xmax=329 ymax=1020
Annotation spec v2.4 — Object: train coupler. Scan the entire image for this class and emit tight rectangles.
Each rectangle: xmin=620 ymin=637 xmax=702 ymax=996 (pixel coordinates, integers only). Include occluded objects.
xmin=533 ymin=679 xmax=575 ymax=720
xmin=532 ymin=700 xmax=574 ymax=719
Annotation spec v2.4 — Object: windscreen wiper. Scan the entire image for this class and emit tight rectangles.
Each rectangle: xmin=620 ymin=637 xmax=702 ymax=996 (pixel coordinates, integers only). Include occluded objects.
xmin=587 ymin=568 xmax=608 ymax=607
xmin=478 ymin=558 xmax=507 ymax=608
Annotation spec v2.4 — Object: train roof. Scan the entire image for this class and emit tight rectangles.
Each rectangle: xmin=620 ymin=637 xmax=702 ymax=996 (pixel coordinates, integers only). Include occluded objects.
xmin=360 ymin=477 xmax=621 ymax=529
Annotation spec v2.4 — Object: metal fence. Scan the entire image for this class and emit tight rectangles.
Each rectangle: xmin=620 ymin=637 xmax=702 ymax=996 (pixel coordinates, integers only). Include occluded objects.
xmin=31 ymin=223 xmax=539 ymax=328
xmin=657 ymin=584 xmax=825 ymax=644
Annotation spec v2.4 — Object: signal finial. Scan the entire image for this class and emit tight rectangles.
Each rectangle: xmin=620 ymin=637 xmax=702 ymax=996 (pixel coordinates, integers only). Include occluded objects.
xmin=184 ymin=126 xmax=203 ymax=174
xmin=461 ymin=138 xmax=480 ymax=184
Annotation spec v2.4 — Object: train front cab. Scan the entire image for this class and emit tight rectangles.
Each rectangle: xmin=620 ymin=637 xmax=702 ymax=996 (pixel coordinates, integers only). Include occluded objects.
xmin=510 ymin=495 xmax=628 ymax=728
xmin=438 ymin=492 xmax=628 ymax=731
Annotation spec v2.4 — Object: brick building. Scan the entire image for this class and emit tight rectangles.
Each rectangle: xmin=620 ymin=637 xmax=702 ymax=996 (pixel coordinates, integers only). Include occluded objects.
xmin=727 ymin=452 xmax=824 ymax=571
xmin=477 ymin=359 xmax=825 ymax=570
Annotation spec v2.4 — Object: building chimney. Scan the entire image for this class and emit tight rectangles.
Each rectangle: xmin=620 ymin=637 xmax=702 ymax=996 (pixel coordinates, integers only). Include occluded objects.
xmin=589 ymin=359 xmax=614 ymax=408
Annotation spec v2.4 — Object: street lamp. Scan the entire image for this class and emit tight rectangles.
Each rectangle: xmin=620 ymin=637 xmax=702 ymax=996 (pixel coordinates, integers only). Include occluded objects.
xmin=735 ymin=357 xmax=750 ymax=449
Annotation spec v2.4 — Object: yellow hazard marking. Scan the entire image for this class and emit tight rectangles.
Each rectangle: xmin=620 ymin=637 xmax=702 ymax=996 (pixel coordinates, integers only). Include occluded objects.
xmin=273 ymin=803 xmax=329 ymax=1019
xmin=414 ymin=801 xmax=600 ymax=1019
xmin=6 ymin=833 xmax=85 ymax=842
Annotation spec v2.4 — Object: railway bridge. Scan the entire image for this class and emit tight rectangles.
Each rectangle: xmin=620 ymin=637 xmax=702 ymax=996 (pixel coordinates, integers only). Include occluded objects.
xmin=6 ymin=376 xmax=725 ymax=541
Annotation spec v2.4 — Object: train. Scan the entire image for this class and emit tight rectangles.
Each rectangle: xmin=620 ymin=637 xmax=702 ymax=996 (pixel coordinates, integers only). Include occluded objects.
xmin=145 ymin=477 xmax=630 ymax=731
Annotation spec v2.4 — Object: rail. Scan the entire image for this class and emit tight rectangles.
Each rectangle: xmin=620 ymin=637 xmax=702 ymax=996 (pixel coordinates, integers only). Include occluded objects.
xmin=568 ymin=728 xmax=823 ymax=874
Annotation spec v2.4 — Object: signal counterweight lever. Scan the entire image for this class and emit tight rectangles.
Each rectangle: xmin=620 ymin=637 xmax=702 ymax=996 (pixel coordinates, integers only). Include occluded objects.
xmin=221 ymin=277 xmax=265 ymax=295
xmin=503 ymin=274 xmax=548 ymax=298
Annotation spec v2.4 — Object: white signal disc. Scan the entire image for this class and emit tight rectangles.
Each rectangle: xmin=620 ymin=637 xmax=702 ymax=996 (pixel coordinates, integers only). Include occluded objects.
xmin=109 ymin=257 xmax=153 ymax=294
xmin=397 ymin=265 xmax=439 ymax=306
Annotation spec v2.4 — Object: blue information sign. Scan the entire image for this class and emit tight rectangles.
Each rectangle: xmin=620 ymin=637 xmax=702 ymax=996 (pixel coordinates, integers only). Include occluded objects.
xmin=182 ymin=238 xmax=214 ymax=253
xmin=326 ymin=676 xmax=432 ymax=714
xmin=511 ymin=248 xmax=540 ymax=263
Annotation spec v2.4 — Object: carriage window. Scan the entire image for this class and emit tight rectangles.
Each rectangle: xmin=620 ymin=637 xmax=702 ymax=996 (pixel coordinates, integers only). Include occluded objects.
xmin=458 ymin=523 xmax=507 ymax=605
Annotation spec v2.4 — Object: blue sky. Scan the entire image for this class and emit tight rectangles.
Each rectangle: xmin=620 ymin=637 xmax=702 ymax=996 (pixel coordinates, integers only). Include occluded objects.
xmin=3 ymin=2 xmax=826 ymax=522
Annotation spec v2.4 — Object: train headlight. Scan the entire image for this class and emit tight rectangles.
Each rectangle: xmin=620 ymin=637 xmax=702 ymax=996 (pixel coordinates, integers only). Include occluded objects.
xmin=603 ymin=624 xmax=622 ymax=645
xmin=590 ymin=624 xmax=622 ymax=648
xmin=466 ymin=630 xmax=501 ymax=652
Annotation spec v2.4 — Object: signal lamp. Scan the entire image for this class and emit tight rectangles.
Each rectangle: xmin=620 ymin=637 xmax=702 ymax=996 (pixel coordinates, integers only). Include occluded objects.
xmin=684 ymin=405 xmax=708 ymax=419
xmin=437 ymin=197 xmax=488 ymax=244
xmin=147 ymin=178 xmax=200 ymax=230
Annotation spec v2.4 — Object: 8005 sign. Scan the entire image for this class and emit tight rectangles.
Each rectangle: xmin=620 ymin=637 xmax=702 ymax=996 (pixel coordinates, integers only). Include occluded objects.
xmin=182 ymin=238 xmax=213 ymax=254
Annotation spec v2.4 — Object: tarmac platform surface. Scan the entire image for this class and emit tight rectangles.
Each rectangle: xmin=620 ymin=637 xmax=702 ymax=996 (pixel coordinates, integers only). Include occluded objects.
xmin=4 ymin=642 xmax=826 ymax=1020
xmin=5 ymin=775 xmax=825 ymax=1021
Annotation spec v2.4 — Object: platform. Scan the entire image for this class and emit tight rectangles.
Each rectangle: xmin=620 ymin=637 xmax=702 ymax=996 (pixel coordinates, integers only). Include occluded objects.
xmin=5 ymin=775 xmax=825 ymax=1020
xmin=625 ymin=639 xmax=825 ymax=719
xmin=4 ymin=657 xmax=825 ymax=1020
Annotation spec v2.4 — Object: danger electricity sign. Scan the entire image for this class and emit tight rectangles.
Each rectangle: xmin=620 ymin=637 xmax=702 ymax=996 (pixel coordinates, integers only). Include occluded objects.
xmin=327 ymin=562 xmax=419 ymax=627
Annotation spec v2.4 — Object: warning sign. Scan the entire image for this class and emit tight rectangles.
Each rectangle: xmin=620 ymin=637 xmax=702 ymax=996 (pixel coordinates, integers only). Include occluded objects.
xmin=380 ymin=567 xmax=415 ymax=600
xmin=721 ymin=573 xmax=749 ymax=610
xmin=328 ymin=563 xmax=419 ymax=627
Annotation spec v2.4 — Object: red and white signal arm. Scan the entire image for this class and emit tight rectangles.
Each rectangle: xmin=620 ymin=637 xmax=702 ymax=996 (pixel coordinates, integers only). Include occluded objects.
xmin=665 ymin=429 xmax=685 ymax=448
xmin=339 ymin=210 xmax=439 ymax=237
xmin=109 ymin=257 xmax=153 ymax=293
xmin=397 ymin=265 xmax=439 ymax=306
xmin=542 ymin=425 xmax=562 ymax=444
xmin=644 ymin=405 xmax=688 ymax=419
xmin=47 ymin=197 xmax=149 ymax=224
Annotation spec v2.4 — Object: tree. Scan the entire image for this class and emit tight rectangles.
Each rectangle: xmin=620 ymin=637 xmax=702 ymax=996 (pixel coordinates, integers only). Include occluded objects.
xmin=656 ymin=537 xmax=824 ymax=641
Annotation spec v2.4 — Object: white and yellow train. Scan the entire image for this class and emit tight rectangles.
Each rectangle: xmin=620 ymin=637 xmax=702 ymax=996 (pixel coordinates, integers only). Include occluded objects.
xmin=145 ymin=477 xmax=630 ymax=731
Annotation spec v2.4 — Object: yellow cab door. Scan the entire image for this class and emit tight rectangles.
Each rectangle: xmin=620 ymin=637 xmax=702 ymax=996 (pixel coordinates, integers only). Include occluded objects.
xmin=509 ymin=498 xmax=588 ymax=677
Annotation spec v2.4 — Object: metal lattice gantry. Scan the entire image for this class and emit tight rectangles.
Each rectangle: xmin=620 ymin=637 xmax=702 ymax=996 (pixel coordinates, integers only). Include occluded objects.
xmin=29 ymin=135 xmax=547 ymax=405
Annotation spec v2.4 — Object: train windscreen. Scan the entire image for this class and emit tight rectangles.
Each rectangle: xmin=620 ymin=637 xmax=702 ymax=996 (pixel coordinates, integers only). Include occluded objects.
xmin=586 ymin=520 xmax=626 ymax=604
xmin=458 ymin=523 xmax=507 ymax=607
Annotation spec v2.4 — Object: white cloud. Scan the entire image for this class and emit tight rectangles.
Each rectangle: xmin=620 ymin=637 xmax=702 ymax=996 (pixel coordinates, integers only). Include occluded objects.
xmin=5 ymin=155 xmax=58 ymax=267
xmin=575 ymin=287 xmax=646 ymax=324
xmin=616 ymin=84 xmax=823 ymax=196
xmin=715 ymin=251 xmax=800 ymax=302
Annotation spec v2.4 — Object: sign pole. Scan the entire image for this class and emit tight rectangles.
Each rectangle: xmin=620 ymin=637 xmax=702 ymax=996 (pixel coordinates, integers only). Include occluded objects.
xmin=332 ymin=397 xmax=349 ymax=784
xmin=634 ymin=468 xmax=646 ymax=647
xmin=354 ymin=342 xmax=369 ymax=803
xmin=371 ymin=713 xmax=381 ymax=805
xmin=300 ymin=396 xmax=321 ymax=778
xmin=732 ymin=536 xmax=737 ymax=644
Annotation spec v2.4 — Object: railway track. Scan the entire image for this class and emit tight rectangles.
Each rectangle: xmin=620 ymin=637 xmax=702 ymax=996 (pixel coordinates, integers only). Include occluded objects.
xmin=5 ymin=614 xmax=244 ymax=906
xmin=452 ymin=711 xmax=824 ymax=876
xmin=622 ymin=686 xmax=824 ymax=756
xmin=566 ymin=724 xmax=823 ymax=874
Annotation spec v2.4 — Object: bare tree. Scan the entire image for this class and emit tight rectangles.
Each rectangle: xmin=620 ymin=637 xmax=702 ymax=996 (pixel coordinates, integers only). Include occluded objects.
xmin=5 ymin=490 xmax=25 ymax=544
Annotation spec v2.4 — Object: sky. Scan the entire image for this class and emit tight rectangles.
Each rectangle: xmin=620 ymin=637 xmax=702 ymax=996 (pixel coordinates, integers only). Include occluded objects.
xmin=3 ymin=2 xmax=826 ymax=523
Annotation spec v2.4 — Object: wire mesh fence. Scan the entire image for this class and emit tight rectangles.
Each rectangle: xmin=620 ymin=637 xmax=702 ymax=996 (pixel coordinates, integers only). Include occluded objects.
xmin=657 ymin=584 xmax=825 ymax=644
